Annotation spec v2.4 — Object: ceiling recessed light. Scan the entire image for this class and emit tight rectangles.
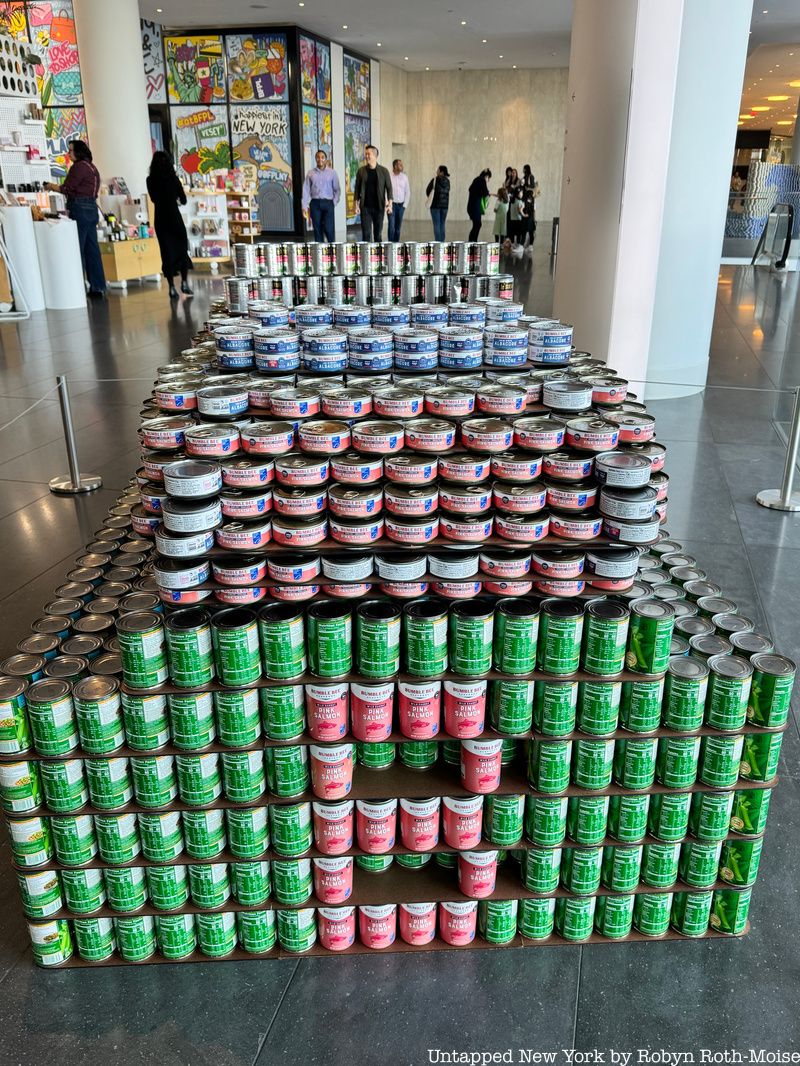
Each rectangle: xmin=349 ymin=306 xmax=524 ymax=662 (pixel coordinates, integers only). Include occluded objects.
xmin=763 ymin=8 xmax=768 ymax=12
xmin=425 ymin=66 xmax=430 ymax=70
xmin=342 ymin=24 xmax=348 ymax=29
xmin=460 ymin=20 xmax=467 ymax=25
xmin=790 ymin=80 xmax=800 ymax=87
xmin=751 ymin=105 xmax=770 ymax=111
xmin=156 ymin=6 xmax=162 ymax=10
xmin=512 ymin=65 xmax=517 ymax=69
xmin=377 ymin=42 xmax=382 ymax=46
xmin=404 ymin=56 xmax=409 ymax=60
xmin=739 ymin=113 xmax=753 ymax=119
xmin=498 ymin=54 xmax=503 ymax=58
xmin=298 ymin=1 xmax=304 ymax=5
xmin=777 ymin=120 xmax=793 ymax=125
xmin=768 ymin=95 xmax=789 ymax=101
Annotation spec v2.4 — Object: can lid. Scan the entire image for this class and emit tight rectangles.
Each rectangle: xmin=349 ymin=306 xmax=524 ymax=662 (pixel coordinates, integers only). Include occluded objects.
xmin=729 ymin=632 xmax=773 ymax=656
xmin=688 ymin=635 xmax=732 ymax=658
xmin=683 ymin=580 xmax=722 ymax=599
xmin=708 ymin=654 xmax=754 ymax=680
xmin=750 ymin=652 xmax=796 ymax=677
xmin=17 ymin=634 xmax=60 ymax=656
xmin=27 ymin=678 xmax=71 ymax=702
xmin=631 ymin=598 xmax=675 ymax=620
xmin=496 ymin=596 xmax=541 ymax=619
xmin=712 ymin=613 xmax=754 ymax=635
xmin=60 ymin=635 xmax=103 ymax=657
xmin=0 ymin=677 xmax=26 ymax=699
xmin=542 ymin=598 xmax=585 ymax=620
xmin=0 ymin=653 xmax=46 ymax=674
xmin=44 ymin=656 xmax=87 ymax=679
xmin=586 ymin=599 xmax=629 ymax=622
xmin=652 ymin=586 xmax=686 ymax=603
xmin=668 ymin=656 xmax=709 ymax=680
xmin=116 ymin=611 xmax=163 ymax=635
xmin=670 ymin=636 xmax=690 ymax=655
xmin=74 ymin=675 xmax=120 ymax=701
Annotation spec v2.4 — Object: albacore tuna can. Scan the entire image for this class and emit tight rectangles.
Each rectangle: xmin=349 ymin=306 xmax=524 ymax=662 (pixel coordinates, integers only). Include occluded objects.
xmin=594 ymin=451 xmax=652 ymax=488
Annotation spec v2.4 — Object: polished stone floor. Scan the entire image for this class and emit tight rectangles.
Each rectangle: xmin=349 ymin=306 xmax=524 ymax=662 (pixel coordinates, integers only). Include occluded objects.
xmin=0 ymin=233 xmax=798 ymax=1064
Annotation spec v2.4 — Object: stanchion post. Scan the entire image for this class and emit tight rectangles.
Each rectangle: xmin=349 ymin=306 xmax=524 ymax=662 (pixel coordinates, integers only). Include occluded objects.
xmin=756 ymin=385 xmax=800 ymax=512
xmin=49 ymin=374 xmax=103 ymax=495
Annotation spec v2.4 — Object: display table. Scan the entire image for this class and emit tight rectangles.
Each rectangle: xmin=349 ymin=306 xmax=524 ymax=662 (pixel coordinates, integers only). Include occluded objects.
xmin=99 ymin=238 xmax=162 ymax=288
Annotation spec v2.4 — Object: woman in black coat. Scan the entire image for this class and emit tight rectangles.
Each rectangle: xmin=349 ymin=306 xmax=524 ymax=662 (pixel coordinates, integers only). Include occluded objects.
xmin=426 ymin=165 xmax=450 ymax=241
xmin=146 ymin=151 xmax=193 ymax=299
xmin=466 ymin=168 xmax=492 ymax=241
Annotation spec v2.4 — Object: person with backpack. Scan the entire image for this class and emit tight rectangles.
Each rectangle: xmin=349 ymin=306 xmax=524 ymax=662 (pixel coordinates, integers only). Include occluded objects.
xmin=466 ymin=168 xmax=492 ymax=241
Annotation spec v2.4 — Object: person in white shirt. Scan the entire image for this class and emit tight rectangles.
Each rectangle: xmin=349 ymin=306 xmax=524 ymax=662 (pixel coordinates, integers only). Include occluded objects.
xmin=388 ymin=159 xmax=410 ymax=242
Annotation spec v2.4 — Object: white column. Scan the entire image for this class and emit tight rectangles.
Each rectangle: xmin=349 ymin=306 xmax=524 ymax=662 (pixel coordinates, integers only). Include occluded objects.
xmin=73 ymin=0 xmax=152 ymax=197
xmin=370 ymin=60 xmax=382 ymax=161
xmin=330 ymin=42 xmax=347 ymax=240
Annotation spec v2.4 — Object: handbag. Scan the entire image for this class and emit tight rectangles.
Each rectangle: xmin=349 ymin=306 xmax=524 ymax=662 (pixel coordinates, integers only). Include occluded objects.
xmin=425 ymin=178 xmax=434 ymax=208
xmin=50 ymin=9 xmax=77 ymax=45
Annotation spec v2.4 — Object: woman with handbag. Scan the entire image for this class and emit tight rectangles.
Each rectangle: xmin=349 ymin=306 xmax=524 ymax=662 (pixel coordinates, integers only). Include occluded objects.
xmin=147 ymin=151 xmax=193 ymax=300
xmin=426 ymin=165 xmax=450 ymax=242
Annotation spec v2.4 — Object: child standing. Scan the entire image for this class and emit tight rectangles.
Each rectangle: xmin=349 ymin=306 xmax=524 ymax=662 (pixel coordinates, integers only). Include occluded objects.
xmin=493 ymin=187 xmax=509 ymax=244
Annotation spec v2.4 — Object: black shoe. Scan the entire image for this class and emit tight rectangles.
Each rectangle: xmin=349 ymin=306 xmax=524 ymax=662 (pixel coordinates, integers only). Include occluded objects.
xmin=181 ymin=283 xmax=194 ymax=296
xmin=169 ymin=285 xmax=179 ymax=300
xmin=87 ymin=289 xmax=106 ymax=300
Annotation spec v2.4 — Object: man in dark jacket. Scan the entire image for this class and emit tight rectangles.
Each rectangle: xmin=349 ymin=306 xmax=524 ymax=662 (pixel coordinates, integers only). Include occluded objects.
xmin=354 ymin=145 xmax=393 ymax=241
xmin=466 ymin=168 xmax=492 ymax=241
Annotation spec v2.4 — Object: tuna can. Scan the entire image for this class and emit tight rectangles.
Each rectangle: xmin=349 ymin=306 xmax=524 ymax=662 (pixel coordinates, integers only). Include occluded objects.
xmin=403 ymin=418 xmax=456 ymax=453
xmin=351 ymin=419 xmax=404 ymax=454
xmin=241 ymin=421 xmax=295 ymax=456
xmin=594 ymin=451 xmax=652 ymax=489
xmin=210 ymin=607 xmax=261 ymax=687
xmin=385 ymin=513 xmax=439 ymax=544
xmin=600 ymin=485 xmax=658 ymax=522
xmin=537 ymin=599 xmax=584 ymax=676
xmin=271 ymin=514 xmax=327 ymax=546
xmin=542 ymin=381 xmax=593 ymax=413
xmin=196 ymin=385 xmax=249 ymax=420
xmin=225 ymin=749 xmax=269 ymax=801
xmin=566 ymin=418 xmax=620 ymax=453
xmin=50 ymin=814 xmax=97 ymax=866
xmin=483 ymin=326 xmax=528 ymax=367
xmin=298 ymin=419 xmax=351 ymax=455
xmin=460 ymin=417 xmax=513 ymax=453
xmin=656 ymin=737 xmax=701 ymax=789
xmin=25 ymin=679 xmax=78 ymax=756
xmin=161 ymin=498 xmax=222 ymax=536
xmin=626 ymin=599 xmax=674 ymax=674
xmin=607 ymin=411 xmax=656 ymax=443
xmin=437 ymin=454 xmax=490 ymax=484
xmin=705 ymin=655 xmax=753 ymax=732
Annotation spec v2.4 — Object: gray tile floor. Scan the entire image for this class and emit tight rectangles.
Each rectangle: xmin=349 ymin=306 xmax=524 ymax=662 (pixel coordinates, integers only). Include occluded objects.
xmin=0 ymin=229 xmax=798 ymax=1064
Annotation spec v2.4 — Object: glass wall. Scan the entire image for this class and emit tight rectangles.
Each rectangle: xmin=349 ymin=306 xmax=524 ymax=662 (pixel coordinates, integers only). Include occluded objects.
xmin=343 ymin=52 xmax=371 ymax=224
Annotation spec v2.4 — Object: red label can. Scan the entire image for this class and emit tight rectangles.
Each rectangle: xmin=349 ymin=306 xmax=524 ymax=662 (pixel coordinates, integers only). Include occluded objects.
xmin=439 ymin=901 xmax=478 ymax=945
xmin=310 ymin=743 xmax=355 ymax=800
xmin=399 ymin=902 xmax=437 ymax=945
xmin=460 ymin=739 xmax=503 ymax=793
xmin=442 ymin=795 xmax=484 ymax=849
xmin=443 ymin=680 xmax=487 ymax=738
xmin=359 ymin=904 xmax=397 ymax=949
xmin=356 ymin=799 xmax=398 ymax=853
xmin=318 ymin=905 xmax=356 ymax=951
xmin=350 ymin=682 xmax=394 ymax=741
xmin=399 ymin=797 xmax=441 ymax=852
xmin=457 ymin=850 xmax=499 ymax=898
xmin=398 ymin=680 xmax=442 ymax=739
xmin=306 ymin=684 xmax=349 ymax=740
xmin=312 ymin=799 xmax=354 ymax=855
xmin=313 ymin=857 xmax=354 ymax=904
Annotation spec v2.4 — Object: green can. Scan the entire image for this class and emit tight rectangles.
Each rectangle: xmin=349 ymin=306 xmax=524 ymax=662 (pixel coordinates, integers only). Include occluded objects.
xmin=748 ymin=654 xmax=795 ymax=728
xmin=493 ymin=598 xmax=539 ymax=675
xmin=555 ymin=896 xmax=595 ymax=941
xmin=566 ymin=795 xmax=609 ymax=845
xmin=719 ymin=837 xmax=763 ymax=886
xmin=51 ymin=814 xmax=97 ymax=865
xmin=73 ymin=676 xmax=125 ymax=755
xmin=577 ymin=681 xmax=621 ymax=736
xmin=0 ymin=759 xmax=42 ymax=812
xmin=7 ymin=815 xmax=52 ymax=867
xmin=85 ymin=757 xmax=133 ymax=811
xmin=211 ymin=607 xmax=262 ymax=687
xmin=490 ymin=680 xmax=534 ymax=736
xmin=120 ymin=691 xmax=170 ymax=751
xmin=155 ymin=913 xmax=196 ymax=958
xmin=131 ymin=756 xmax=178 ymax=808
xmin=146 ymin=864 xmax=189 ymax=910
xmin=28 ymin=918 xmax=73 ymax=966
xmin=560 ymin=845 xmax=602 ymax=894
xmin=730 ymin=788 xmax=771 ymax=835
xmin=73 ymin=916 xmax=116 ymax=961
xmin=116 ymin=611 xmax=168 ymax=690
xmin=441 ymin=740 xmax=460 ymax=767
xmin=260 ymin=685 xmax=305 ymax=741
xmin=537 ymin=600 xmax=584 ymax=676
xmin=688 ymin=792 xmax=734 ymax=843
xmin=94 ymin=813 xmax=140 ymax=863
xmin=114 ymin=915 xmax=157 ymax=961
xmin=214 ymin=688 xmax=261 ymax=747
xmin=626 ymin=599 xmax=674 ymax=674
xmin=594 ymin=894 xmax=634 ymax=939
xmin=571 ymin=739 xmax=613 ymax=791
xmin=517 ymin=897 xmax=555 ymax=939
xmin=528 ymin=739 xmax=572 ymax=794
xmin=17 ymin=869 xmax=64 ymax=918
xmin=582 ymin=600 xmax=629 ymax=677
xmin=662 ymin=657 xmax=708 ymax=731
xmin=183 ymin=808 xmax=226 ymax=859
xmin=698 ymin=735 xmax=744 ymax=788
xmin=619 ymin=678 xmax=665 ymax=734
xmin=641 ymin=842 xmax=680 ymax=888
xmin=705 ymin=655 xmax=752 ymax=732
xmin=272 ymin=857 xmax=313 ymax=905
xmin=164 ymin=608 xmax=214 ymax=688
xmin=0 ymin=678 xmax=31 ymax=754
xmin=449 ymin=599 xmax=494 ymax=676
xmin=264 ymin=747 xmax=307 ymax=798
xmin=613 ymin=738 xmax=658 ymax=791
xmin=521 ymin=846 xmax=561 ymax=892
xmin=232 ymin=861 xmax=272 ymax=905
xmin=224 ymin=750 xmax=269 ymax=801
xmin=478 ymin=899 xmax=518 ymax=944
xmin=403 ymin=601 xmax=448 ymax=677
xmin=138 ymin=811 xmax=184 ymax=862
xmin=196 ymin=911 xmax=237 ymax=958
xmin=656 ymin=737 xmax=701 ymax=789
xmin=168 ymin=691 xmax=216 ymax=750
xmin=356 ymin=600 xmax=401 ymax=678
xmin=670 ymin=890 xmax=712 ymax=937
xmin=356 ymin=854 xmax=394 ymax=873
xmin=647 ymin=792 xmax=691 ymax=841
xmin=710 ymin=886 xmax=751 ymax=935
xmin=524 ymin=796 xmax=568 ymax=846
xmin=176 ymin=753 xmax=222 ymax=806
xmin=395 ymin=852 xmax=431 ymax=869
xmin=188 ymin=862 xmax=231 ymax=908
xmin=25 ymin=680 xmax=78 ymax=756
xmin=226 ymin=807 xmax=270 ymax=858
xmin=277 ymin=908 xmax=317 ymax=953
xmin=633 ymin=891 xmax=672 ymax=936
xmin=532 ymin=681 xmax=578 ymax=736
xmin=358 ymin=741 xmax=397 ymax=769
xmin=39 ymin=760 xmax=88 ymax=813
xmin=679 ymin=840 xmax=722 ymax=888
xmin=258 ymin=603 xmax=306 ymax=680
xmin=104 ymin=866 xmax=147 ymax=912
xmin=739 ymin=732 xmax=782 ymax=783
xmin=237 ymin=909 xmax=277 ymax=954
xmin=484 ymin=794 xmax=524 ymax=845
xmin=269 ymin=802 xmax=313 ymax=857
xmin=399 ymin=740 xmax=438 ymax=770
xmin=60 ymin=867 xmax=106 ymax=914
xmin=307 ymin=602 xmax=352 ymax=678
xmin=601 ymin=844 xmax=642 ymax=892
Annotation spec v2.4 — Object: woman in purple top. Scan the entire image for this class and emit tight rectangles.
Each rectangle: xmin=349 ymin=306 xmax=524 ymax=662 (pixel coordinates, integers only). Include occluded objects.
xmin=45 ymin=140 xmax=106 ymax=298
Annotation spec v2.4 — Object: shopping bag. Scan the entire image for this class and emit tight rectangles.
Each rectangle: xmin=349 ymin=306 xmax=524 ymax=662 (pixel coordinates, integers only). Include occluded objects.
xmin=50 ymin=10 xmax=77 ymax=45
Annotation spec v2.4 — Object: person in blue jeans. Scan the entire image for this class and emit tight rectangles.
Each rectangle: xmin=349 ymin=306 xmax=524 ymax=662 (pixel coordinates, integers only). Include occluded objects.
xmin=426 ymin=165 xmax=450 ymax=242
xmin=388 ymin=158 xmax=410 ymax=242
xmin=45 ymin=139 xmax=106 ymax=298
xmin=301 ymin=150 xmax=341 ymax=242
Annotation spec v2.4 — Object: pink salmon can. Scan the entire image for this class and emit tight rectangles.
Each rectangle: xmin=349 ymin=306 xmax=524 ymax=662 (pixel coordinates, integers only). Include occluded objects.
xmin=272 ymin=515 xmax=328 ymax=546
xmin=130 ymin=508 xmax=161 ymax=536
xmin=457 ymin=850 xmax=499 ymax=899
xmin=141 ymin=451 xmax=177 ymax=483
xmin=318 ymin=905 xmax=356 ymax=950
xmin=329 ymin=515 xmax=384 ymax=545
xmin=214 ymin=586 xmax=267 ymax=605
xmin=242 ymin=422 xmax=295 ymax=455
xmin=312 ymin=799 xmax=354 ymax=855
xmin=215 ymin=518 xmax=272 ymax=551
xmin=314 ymin=858 xmax=354 ymax=904
xmin=623 ymin=441 xmax=666 ymax=472
xmin=140 ymin=484 xmax=169 ymax=513
xmin=329 ymin=451 xmax=384 ymax=485
xmin=513 ymin=415 xmax=565 ymax=452
xmin=460 ymin=739 xmax=503 ymax=793
xmin=398 ymin=680 xmax=441 ymax=739
xmin=213 ymin=557 xmax=268 ymax=586
xmin=589 ymin=575 xmax=635 ymax=593
xmin=154 ymin=382 xmax=198 ymax=411
xmin=141 ymin=415 xmax=194 ymax=451
xmin=460 ymin=418 xmax=513 ymax=453
xmin=310 ymin=743 xmax=355 ymax=800
xmin=438 ymin=453 xmax=491 ymax=483
xmin=476 ymin=384 xmax=528 ymax=415
xmin=403 ymin=418 xmax=457 ymax=453
xmin=439 ymin=901 xmax=478 ymax=945
xmin=245 ymin=384 xmax=275 ymax=411
xmin=589 ymin=376 xmax=628 ymax=405
xmin=442 ymin=795 xmax=484 ymax=849
xmin=424 ymin=386 xmax=475 ymax=418
xmin=299 ymin=420 xmax=351 ymax=455
xmin=380 ymin=581 xmax=429 ymax=598
xmin=356 ymin=799 xmax=398 ymax=853
xmin=373 ymin=387 xmax=424 ymax=419
xmin=399 ymin=797 xmax=441 ymax=852
xmin=549 ymin=510 xmax=603 ymax=541
xmin=352 ymin=420 xmax=405 ymax=455
xmin=432 ymin=580 xmax=482 ymax=600
xmin=384 ymin=484 xmax=438 ymax=516
xmin=607 ymin=412 xmax=656 ymax=443
xmin=359 ymin=904 xmax=397 ymax=950
xmin=306 ymin=683 xmax=349 ymax=741
xmin=160 ymin=588 xmax=213 ymax=605
xmin=533 ymin=578 xmax=586 ymax=597
xmin=492 ymin=482 xmax=547 ymax=514
xmin=268 ymin=584 xmax=321 ymax=602
xmin=322 ymin=388 xmax=373 ymax=419
xmin=439 ymin=515 xmax=493 ymax=543
xmin=274 ymin=454 xmax=330 ymax=487
xmin=399 ymin=903 xmax=437 ymax=946
xmin=544 ymin=479 xmax=598 ymax=512
xmin=350 ymin=681 xmax=394 ymax=741
xmin=273 ymin=485 xmax=328 ymax=517
xmin=384 ymin=454 xmax=438 ymax=485
xmin=531 ymin=549 xmax=585 ymax=579
xmin=485 ymin=579 xmax=533 ymax=595
xmin=490 ymin=451 xmax=543 ymax=483
xmin=494 ymin=513 xmax=550 ymax=542
xmin=656 ymin=501 xmax=668 ymax=523
xmin=220 ymin=457 xmax=275 ymax=489
xmin=478 ymin=551 xmax=532 ymax=578
xmin=542 ymin=451 xmax=594 ymax=481
xmin=650 ymin=471 xmax=669 ymax=501
xmin=439 ymin=484 xmax=491 ymax=515
xmin=324 ymin=583 xmax=374 ymax=599
xmin=220 ymin=488 xmax=273 ymax=519
xmin=566 ymin=417 xmax=620 ymax=452
xmin=328 ymin=484 xmax=383 ymax=518
xmin=444 ymin=680 xmax=487 ymax=738
xmin=267 ymin=554 xmax=321 ymax=582
xmin=385 ymin=515 xmax=439 ymax=544
xmin=270 ymin=388 xmax=322 ymax=419
xmin=184 ymin=425 xmax=241 ymax=458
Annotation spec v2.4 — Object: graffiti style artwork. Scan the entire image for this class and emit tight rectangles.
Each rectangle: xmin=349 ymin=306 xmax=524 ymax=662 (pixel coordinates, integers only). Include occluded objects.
xmin=165 ymin=35 xmax=225 ymax=104
xmin=171 ymin=105 xmax=231 ymax=180
xmin=299 ymin=34 xmax=316 ymax=104
xmin=318 ymin=108 xmax=332 ymax=153
xmin=140 ymin=18 xmax=167 ymax=104
xmin=231 ymin=103 xmax=293 ymax=229
xmin=301 ymin=104 xmax=318 ymax=172
xmin=343 ymin=53 xmax=369 ymax=117
xmin=27 ymin=1 xmax=82 ymax=106
xmin=227 ymin=33 xmax=287 ymax=102
xmin=44 ymin=105 xmax=86 ymax=172
xmin=344 ymin=113 xmax=370 ymax=224
xmin=0 ymin=2 xmax=26 ymax=40
xmin=316 ymin=41 xmax=331 ymax=107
